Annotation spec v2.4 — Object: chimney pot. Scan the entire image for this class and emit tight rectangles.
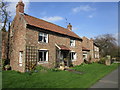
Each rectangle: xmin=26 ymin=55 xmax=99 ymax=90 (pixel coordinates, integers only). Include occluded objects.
xmin=67 ymin=23 xmax=72 ymax=31
xmin=16 ymin=0 xmax=25 ymax=15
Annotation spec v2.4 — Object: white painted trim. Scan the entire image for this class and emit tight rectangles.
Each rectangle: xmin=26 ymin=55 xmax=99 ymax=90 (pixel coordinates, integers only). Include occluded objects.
xmin=19 ymin=51 xmax=23 ymax=67
xmin=55 ymin=43 xmax=61 ymax=50
xmin=70 ymin=50 xmax=75 ymax=52
xmin=38 ymin=49 xmax=49 ymax=62
xmin=39 ymin=49 xmax=48 ymax=50
xmin=70 ymin=39 xmax=75 ymax=47
xmin=38 ymin=61 xmax=48 ymax=64
xmin=70 ymin=51 xmax=77 ymax=61
xmin=46 ymin=51 xmax=48 ymax=61
xmin=38 ymin=32 xmax=48 ymax=43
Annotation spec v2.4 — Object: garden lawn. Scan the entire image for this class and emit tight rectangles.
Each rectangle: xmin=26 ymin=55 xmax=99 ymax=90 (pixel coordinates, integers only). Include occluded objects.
xmin=2 ymin=63 xmax=118 ymax=88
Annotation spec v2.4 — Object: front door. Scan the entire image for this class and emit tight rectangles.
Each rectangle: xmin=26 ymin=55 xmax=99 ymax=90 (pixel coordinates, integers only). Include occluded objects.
xmin=61 ymin=50 xmax=69 ymax=66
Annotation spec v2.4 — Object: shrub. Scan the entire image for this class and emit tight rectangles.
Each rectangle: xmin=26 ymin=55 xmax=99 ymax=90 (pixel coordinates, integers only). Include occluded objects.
xmin=2 ymin=59 xmax=10 ymax=70
xmin=35 ymin=65 xmax=48 ymax=72
xmin=49 ymin=68 xmax=61 ymax=72
xmin=4 ymin=64 xmax=11 ymax=70
xmin=98 ymin=57 xmax=107 ymax=64
xmin=84 ymin=59 xmax=91 ymax=64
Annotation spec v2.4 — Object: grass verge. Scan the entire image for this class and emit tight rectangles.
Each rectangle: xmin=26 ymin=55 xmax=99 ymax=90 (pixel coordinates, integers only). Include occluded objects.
xmin=2 ymin=63 xmax=118 ymax=88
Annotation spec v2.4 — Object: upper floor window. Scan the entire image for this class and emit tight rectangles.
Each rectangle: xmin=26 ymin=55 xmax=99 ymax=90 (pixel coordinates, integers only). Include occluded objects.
xmin=39 ymin=32 xmax=48 ymax=43
xmin=70 ymin=39 xmax=75 ymax=46
xmin=94 ymin=46 xmax=99 ymax=52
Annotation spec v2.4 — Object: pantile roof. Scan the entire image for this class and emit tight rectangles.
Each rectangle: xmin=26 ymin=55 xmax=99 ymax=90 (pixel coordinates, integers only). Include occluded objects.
xmin=23 ymin=13 xmax=82 ymax=40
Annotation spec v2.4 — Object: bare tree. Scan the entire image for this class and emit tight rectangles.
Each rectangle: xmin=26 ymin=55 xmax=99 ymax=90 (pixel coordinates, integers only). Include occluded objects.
xmin=94 ymin=34 xmax=118 ymax=57
xmin=0 ymin=0 xmax=11 ymax=31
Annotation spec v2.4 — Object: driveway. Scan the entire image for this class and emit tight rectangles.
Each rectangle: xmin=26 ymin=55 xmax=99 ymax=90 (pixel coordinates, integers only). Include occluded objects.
xmin=91 ymin=66 xmax=119 ymax=88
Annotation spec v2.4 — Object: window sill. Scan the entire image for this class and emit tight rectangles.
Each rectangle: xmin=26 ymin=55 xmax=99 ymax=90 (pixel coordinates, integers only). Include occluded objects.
xmin=71 ymin=59 xmax=77 ymax=61
xmin=38 ymin=42 xmax=48 ymax=44
xmin=38 ymin=61 xmax=48 ymax=64
xmin=70 ymin=46 xmax=75 ymax=48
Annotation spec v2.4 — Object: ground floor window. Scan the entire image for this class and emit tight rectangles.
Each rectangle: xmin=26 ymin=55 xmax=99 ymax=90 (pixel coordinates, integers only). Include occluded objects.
xmin=70 ymin=52 xmax=76 ymax=60
xmin=19 ymin=51 xmax=23 ymax=66
xmin=38 ymin=50 xmax=48 ymax=62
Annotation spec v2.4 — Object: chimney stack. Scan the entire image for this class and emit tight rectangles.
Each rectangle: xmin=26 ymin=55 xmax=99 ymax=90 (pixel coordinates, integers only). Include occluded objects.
xmin=16 ymin=0 xmax=25 ymax=15
xmin=67 ymin=23 xmax=72 ymax=31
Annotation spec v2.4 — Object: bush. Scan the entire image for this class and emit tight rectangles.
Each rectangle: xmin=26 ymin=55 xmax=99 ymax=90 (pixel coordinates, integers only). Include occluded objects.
xmin=4 ymin=65 xmax=11 ymax=70
xmin=34 ymin=65 xmax=61 ymax=73
xmin=49 ymin=68 xmax=61 ymax=72
xmin=2 ymin=59 xmax=10 ymax=70
xmin=84 ymin=59 xmax=91 ymax=64
xmin=98 ymin=57 xmax=107 ymax=64
xmin=35 ymin=65 xmax=48 ymax=72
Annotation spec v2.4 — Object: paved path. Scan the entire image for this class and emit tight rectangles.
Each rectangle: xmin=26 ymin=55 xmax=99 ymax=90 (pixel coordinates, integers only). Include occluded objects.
xmin=91 ymin=67 xmax=119 ymax=88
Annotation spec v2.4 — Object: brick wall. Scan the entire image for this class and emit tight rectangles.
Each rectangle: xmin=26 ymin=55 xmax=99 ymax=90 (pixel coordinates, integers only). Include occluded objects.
xmin=26 ymin=27 xmax=83 ymax=68
xmin=9 ymin=14 xmax=27 ymax=72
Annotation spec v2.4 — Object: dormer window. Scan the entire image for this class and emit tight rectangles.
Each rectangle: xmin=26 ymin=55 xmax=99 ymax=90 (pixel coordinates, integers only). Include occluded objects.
xmin=70 ymin=39 xmax=75 ymax=46
xmin=39 ymin=32 xmax=48 ymax=43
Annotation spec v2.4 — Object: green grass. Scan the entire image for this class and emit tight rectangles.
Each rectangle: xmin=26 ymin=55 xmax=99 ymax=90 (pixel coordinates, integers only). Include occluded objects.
xmin=2 ymin=63 xmax=118 ymax=88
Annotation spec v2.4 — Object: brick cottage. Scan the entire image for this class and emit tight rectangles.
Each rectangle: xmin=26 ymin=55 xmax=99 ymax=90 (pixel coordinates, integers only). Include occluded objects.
xmin=3 ymin=1 xmax=99 ymax=72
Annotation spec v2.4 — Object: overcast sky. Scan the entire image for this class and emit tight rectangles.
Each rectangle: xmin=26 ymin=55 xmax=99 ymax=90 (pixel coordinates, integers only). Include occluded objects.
xmin=6 ymin=1 xmax=118 ymax=39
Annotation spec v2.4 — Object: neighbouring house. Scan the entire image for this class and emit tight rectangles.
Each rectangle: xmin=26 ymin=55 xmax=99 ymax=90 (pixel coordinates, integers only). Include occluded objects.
xmin=82 ymin=36 xmax=100 ymax=62
xmin=1 ymin=1 xmax=100 ymax=72
xmin=8 ymin=1 xmax=84 ymax=72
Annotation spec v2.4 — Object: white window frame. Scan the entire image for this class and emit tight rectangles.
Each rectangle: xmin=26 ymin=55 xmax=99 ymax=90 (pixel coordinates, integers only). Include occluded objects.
xmin=19 ymin=51 xmax=23 ymax=66
xmin=70 ymin=51 xmax=77 ymax=61
xmin=38 ymin=32 xmax=48 ymax=43
xmin=83 ymin=54 xmax=87 ymax=59
xmin=10 ymin=29 xmax=14 ymax=37
xmin=70 ymin=39 xmax=75 ymax=47
xmin=38 ymin=50 xmax=48 ymax=62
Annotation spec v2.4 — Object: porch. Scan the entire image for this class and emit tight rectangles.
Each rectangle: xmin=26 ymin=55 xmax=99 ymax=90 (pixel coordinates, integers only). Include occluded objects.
xmin=55 ymin=44 xmax=72 ymax=68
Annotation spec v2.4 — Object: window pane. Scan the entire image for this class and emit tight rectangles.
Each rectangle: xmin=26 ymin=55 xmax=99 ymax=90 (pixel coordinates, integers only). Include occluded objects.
xmin=39 ymin=51 xmax=43 ymax=61
xmin=39 ymin=36 xmax=42 ymax=41
xmin=38 ymin=50 xmax=48 ymax=62
xmin=39 ymin=32 xmax=48 ymax=43
xmin=70 ymin=52 xmax=76 ymax=60
xmin=44 ymin=37 xmax=46 ymax=42
xmin=44 ymin=51 xmax=46 ymax=61
xmin=70 ymin=39 xmax=75 ymax=46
